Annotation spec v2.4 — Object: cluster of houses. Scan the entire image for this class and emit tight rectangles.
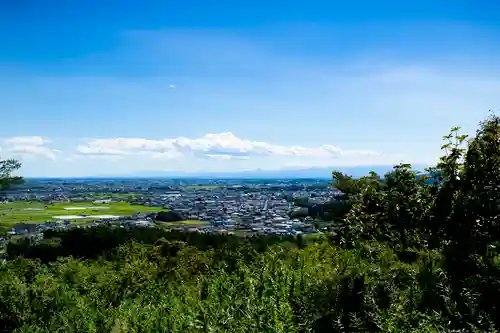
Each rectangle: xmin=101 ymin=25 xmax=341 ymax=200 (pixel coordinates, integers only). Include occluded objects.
xmin=0 ymin=179 xmax=338 ymax=252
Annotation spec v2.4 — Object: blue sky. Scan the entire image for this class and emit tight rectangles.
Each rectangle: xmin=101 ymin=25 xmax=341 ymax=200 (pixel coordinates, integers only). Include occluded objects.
xmin=1 ymin=0 xmax=499 ymax=177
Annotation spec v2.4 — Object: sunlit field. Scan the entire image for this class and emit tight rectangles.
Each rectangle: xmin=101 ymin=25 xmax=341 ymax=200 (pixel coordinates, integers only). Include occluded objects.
xmin=0 ymin=201 xmax=168 ymax=226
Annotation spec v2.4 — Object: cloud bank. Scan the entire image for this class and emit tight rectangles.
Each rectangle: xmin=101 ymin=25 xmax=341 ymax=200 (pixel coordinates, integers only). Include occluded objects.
xmin=75 ymin=132 xmax=380 ymax=161
xmin=0 ymin=133 xmax=401 ymax=177
xmin=0 ymin=136 xmax=58 ymax=160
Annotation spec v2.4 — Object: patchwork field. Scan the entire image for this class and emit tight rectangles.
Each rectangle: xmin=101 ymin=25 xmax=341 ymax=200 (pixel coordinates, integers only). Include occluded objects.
xmin=0 ymin=201 xmax=168 ymax=226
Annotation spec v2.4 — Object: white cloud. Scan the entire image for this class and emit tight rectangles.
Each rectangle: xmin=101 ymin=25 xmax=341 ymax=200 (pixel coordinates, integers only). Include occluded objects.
xmin=7 ymin=145 xmax=57 ymax=160
xmin=75 ymin=132 xmax=380 ymax=161
xmin=75 ymin=137 xmax=178 ymax=157
xmin=76 ymin=145 xmax=132 ymax=156
xmin=1 ymin=136 xmax=58 ymax=160
xmin=203 ymin=154 xmax=249 ymax=160
xmin=146 ymin=151 xmax=184 ymax=160
xmin=3 ymin=136 xmax=49 ymax=146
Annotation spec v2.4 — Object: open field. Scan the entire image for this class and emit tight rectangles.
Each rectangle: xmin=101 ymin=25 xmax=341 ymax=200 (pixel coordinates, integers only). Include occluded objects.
xmin=87 ymin=193 xmax=141 ymax=199
xmin=304 ymin=233 xmax=326 ymax=241
xmin=158 ymin=220 xmax=209 ymax=227
xmin=177 ymin=220 xmax=209 ymax=225
xmin=0 ymin=201 xmax=168 ymax=226
xmin=184 ymin=185 xmax=242 ymax=189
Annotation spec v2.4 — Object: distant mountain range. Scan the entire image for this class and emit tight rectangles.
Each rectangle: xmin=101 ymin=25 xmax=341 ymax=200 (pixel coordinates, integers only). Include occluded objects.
xmin=113 ymin=164 xmax=430 ymax=179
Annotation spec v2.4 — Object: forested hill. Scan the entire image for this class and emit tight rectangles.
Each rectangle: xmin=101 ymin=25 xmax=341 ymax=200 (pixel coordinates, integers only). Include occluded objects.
xmin=1 ymin=115 xmax=500 ymax=333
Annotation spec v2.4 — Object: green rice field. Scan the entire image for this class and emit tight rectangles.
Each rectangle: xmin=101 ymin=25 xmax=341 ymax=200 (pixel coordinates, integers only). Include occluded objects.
xmin=0 ymin=201 xmax=168 ymax=226
xmin=158 ymin=220 xmax=209 ymax=227
xmin=177 ymin=220 xmax=209 ymax=225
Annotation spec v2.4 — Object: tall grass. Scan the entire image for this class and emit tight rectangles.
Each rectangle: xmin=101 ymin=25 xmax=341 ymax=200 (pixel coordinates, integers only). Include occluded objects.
xmin=2 ymin=238 xmax=489 ymax=332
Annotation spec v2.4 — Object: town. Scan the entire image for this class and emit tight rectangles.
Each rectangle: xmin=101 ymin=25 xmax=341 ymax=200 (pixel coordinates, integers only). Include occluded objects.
xmin=0 ymin=178 xmax=340 ymax=254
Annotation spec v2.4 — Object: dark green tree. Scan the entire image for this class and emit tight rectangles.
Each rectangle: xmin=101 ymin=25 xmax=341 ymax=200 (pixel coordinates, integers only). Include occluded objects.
xmin=431 ymin=115 xmax=500 ymax=329
xmin=0 ymin=158 xmax=23 ymax=202
xmin=0 ymin=158 xmax=23 ymax=189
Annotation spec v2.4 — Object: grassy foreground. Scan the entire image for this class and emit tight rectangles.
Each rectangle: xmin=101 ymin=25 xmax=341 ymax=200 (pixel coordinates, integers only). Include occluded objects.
xmin=0 ymin=201 xmax=167 ymax=225
xmin=1 ymin=226 xmax=487 ymax=333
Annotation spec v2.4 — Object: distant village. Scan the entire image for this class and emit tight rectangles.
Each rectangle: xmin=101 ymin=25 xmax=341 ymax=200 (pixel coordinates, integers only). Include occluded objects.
xmin=0 ymin=178 xmax=342 ymax=254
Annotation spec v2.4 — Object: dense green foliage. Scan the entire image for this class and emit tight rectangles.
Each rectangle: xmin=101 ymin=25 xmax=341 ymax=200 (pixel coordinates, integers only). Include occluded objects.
xmin=0 ymin=158 xmax=23 ymax=191
xmin=1 ymin=115 xmax=500 ymax=332
xmin=154 ymin=210 xmax=185 ymax=222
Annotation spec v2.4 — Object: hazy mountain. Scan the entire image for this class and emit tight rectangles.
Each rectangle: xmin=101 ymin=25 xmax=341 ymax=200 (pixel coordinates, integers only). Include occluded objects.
xmin=116 ymin=164 xmax=430 ymax=179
